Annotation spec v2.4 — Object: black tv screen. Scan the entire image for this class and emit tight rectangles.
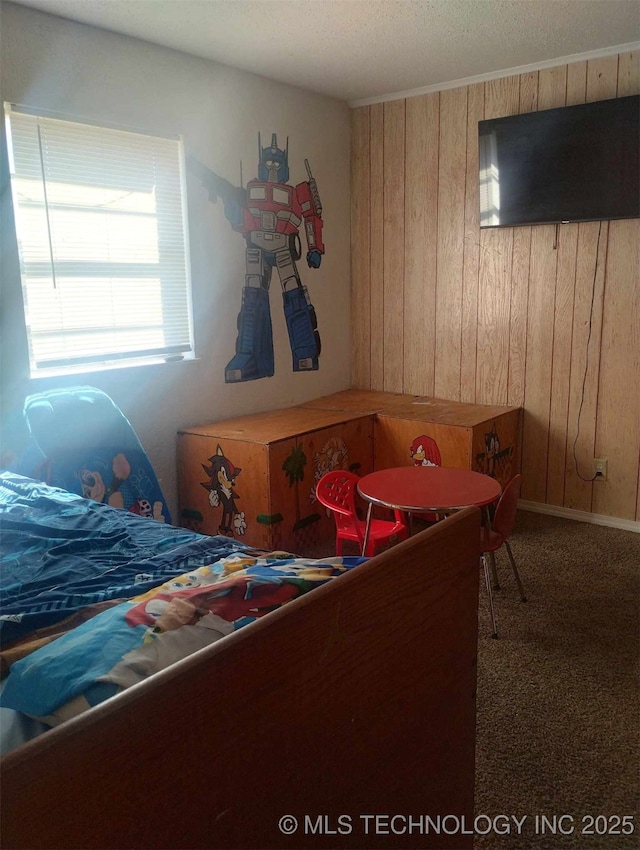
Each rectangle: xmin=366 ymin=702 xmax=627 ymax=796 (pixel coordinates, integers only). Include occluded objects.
xmin=478 ymin=95 xmax=639 ymax=228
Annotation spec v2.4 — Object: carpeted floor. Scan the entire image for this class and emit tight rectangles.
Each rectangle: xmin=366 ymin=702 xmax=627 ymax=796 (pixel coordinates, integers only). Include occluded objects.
xmin=309 ymin=509 xmax=639 ymax=849
xmin=473 ymin=510 xmax=639 ymax=850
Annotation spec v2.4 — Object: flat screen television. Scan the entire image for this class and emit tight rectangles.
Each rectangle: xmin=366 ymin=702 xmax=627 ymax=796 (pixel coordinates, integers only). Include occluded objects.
xmin=478 ymin=95 xmax=639 ymax=228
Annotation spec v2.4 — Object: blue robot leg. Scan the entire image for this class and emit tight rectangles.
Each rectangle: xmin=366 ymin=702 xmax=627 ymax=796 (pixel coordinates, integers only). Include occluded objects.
xmin=225 ymin=286 xmax=275 ymax=382
xmin=283 ymin=286 xmax=321 ymax=372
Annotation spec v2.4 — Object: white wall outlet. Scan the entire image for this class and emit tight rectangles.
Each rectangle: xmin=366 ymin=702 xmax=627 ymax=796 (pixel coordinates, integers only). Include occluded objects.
xmin=593 ymin=458 xmax=608 ymax=481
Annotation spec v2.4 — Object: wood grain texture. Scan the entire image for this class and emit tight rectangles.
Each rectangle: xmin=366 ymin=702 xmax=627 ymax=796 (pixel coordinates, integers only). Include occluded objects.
xmin=566 ymin=60 xmax=587 ymax=106
xmin=616 ymin=50 xmax=640 ymax=97
xmin=383 ymin=99 xmax=406 ymax=392
xmin=350 ymin=107 xmax=371 ymax=388
xmin=546 ymin=225 xmax=578 ymax=507
xmin=592 ymin=220 xmax=640 ymax=519
xmin=521 ymin=225 xmax=558 ymax=502
xmin=1 ymin=509 xmax=481 ymax=850
xmin=507 ymin=226 xmax=531 ymax=410
xmin=435 ymin=87 xmax=467 ymax=400
xmin=538 ymin=64 xmax=568 ymax=109
xmin=586 ymin=55 xmax=620 ymax=102
xmin=460 ymin=82 xmax=484 ymax=402
xmin=564 ymin=222 xmax=608 ymax=511
xmin=370 ymin=103 xmax=385 ymax=390
xmin=350 ymin=50 xmax=640 ymax=521
xmin=403 ymin=93 xmax=438 ymax=395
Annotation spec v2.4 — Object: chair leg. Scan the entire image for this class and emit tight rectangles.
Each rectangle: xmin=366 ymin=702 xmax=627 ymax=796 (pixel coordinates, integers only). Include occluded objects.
xmin=364 ymin=539 xmax=377 ymax=557
xmin=481 ymin=555 xmax=498 ymax=639
xmin=488 ymin=550 xmax=500 ymax=591
xmin=482 ymin=505 xmax=500 ymax=590
xmin=336 ymin=535 xmax=343 ymax=556
xmin=505 ymin=540 xmax=527 ymax=602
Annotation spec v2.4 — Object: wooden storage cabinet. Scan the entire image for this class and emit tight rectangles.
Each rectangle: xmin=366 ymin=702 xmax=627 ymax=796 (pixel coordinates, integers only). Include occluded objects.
xmin=374 ymin=397 xmax=521 ymax=489
xmin=177 ymin=407 xmax=373 ymax=552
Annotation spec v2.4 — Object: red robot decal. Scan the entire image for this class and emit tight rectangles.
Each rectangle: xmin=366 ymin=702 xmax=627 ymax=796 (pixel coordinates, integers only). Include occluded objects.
xmin=188 ymin=134 xmax=324 ymax=383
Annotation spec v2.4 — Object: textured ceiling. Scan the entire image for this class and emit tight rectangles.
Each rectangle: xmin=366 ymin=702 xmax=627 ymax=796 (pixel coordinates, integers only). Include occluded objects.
xmin=8 ymin=0 xmax=640 ymax=103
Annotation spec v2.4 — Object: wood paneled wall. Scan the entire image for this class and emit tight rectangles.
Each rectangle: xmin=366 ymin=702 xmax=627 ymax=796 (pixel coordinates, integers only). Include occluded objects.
xmin=351 ymin=52 xmax=640 ymax=521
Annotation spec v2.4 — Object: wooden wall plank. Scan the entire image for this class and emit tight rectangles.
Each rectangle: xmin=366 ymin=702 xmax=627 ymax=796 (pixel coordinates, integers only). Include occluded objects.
xmin=476 ymin=76 xmax=519 ymax=406
xmin=564 ymin=221 xmax=608 ymax=510
xmin=586 ymin=55 xmax=620 ymax=102
xmin=616 ymin=50 xmax=640 ymax=96
xmin=476 ymin=228 xmax=513 ymax=405
xmin=460 ymin=82 xmax=484 ymax=403
xmin=382 ymin=99 xmax=406 ymax=392
xmin=567 ymin=62 xmax=587 ymax=106
xmin=507 ymin=226 xmax=531 ymax=410
xmin=350 ymin=107 xmax=371 ymax=388
xmin=369 ymin=103 xmax=385 ymax=390
xmin=403 ymin=93 xmax=439 ymax=395
xmin=546 ymin=225 xmax=578 ymax=506
xmin=518 ymin=71 xmax=539 ymax=114
xmin=434 ymin=87 xmax=467 ymax=401
xmin=521 ymin=225 xmax=558 ymax=502
xmin=592 ymin=220 xmax=640 ymax=519
xmin=566 ymin=61 xmax=587 ymax=105
xmin=538 ymin=64 xmax=568 ymax=109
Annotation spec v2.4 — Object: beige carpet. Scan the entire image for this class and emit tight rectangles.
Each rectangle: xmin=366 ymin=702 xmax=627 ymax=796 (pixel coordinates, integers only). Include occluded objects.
xmin=474 ymin=510 xmax=639 ymax=850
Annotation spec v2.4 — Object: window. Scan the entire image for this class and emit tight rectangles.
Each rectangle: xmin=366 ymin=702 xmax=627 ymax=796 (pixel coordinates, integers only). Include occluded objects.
xmin=4 ymin=104 xmax=194 ymax=376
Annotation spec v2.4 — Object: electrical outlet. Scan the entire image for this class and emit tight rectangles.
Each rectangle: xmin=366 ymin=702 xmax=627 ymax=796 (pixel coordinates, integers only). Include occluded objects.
xmin=593 ymin=458 xmax=608 ymax=481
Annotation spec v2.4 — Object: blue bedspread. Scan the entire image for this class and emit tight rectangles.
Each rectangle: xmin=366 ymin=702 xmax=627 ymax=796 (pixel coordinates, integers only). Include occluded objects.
xmin=0 ymin=472 xmax=366 ymax=732
xmin=0 ymin=472 xmax=251 ymax=644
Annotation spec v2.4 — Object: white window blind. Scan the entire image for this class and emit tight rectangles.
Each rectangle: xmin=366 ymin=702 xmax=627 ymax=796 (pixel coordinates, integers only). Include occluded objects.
xmin=5 ymin=105 xmax=194 ymax=375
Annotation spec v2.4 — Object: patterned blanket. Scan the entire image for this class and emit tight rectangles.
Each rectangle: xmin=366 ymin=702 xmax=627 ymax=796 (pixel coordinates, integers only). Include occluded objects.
xmin=1 ymin=552 xmax=363 ymax=721
xmin=0 ymin=472 xmax=250 ymax=643
xmin=0 ymin=473 xmax=365 ymax=724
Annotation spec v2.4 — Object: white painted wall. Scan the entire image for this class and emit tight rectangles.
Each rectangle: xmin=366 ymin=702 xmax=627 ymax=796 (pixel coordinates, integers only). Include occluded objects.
xmin=0 ymin=2 xmax=351 ymax=519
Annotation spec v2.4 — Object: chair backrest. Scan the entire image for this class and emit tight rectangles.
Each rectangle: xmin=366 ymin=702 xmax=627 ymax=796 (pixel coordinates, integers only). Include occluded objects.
xmin=23 ymin=386 xmax=171 ymax=524
xmin=315 ymin=470 xmax=360 ymax=527
xmin=493 ymin=474 xmax=521 ymax=541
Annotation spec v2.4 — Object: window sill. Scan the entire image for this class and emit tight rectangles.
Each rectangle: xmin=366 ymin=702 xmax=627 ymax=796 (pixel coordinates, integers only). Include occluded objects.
xmin=29 ymin=353 xmax=198 ymax=381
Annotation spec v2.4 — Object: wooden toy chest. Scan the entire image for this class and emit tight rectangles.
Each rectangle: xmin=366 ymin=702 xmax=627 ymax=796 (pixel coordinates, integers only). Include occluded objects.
xmin=374 ymin=397 xmax=522 ymax=488
xmin=177 ymin=406 xmax=374 ymax=552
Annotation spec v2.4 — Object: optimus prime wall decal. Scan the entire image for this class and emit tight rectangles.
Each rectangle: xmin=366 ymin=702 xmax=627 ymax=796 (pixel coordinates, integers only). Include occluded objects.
xmin=188 ymin=134 xmax=324 ymax=383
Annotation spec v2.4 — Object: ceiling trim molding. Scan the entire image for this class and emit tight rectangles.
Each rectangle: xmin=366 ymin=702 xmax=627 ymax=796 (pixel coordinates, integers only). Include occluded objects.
xmin=348 ymin=40 xmax=640 ymax=107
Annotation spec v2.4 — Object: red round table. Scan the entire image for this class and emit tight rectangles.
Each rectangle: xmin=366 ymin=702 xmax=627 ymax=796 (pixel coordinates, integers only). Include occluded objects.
xmin=357 ymin=466 xmax=502 ymax=556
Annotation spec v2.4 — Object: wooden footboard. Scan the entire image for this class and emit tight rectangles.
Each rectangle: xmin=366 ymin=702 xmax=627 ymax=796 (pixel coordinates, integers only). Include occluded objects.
xmin=1 ymin=507 xmax=480 ymax=850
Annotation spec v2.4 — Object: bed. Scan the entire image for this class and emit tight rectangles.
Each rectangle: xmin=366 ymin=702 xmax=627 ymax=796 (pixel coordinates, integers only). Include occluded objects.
xmin=0 ymin=470 xmax=481 ymax=850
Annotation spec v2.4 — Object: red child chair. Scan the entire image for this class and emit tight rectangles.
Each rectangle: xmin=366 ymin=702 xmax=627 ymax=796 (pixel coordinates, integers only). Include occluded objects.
xmin=316 ymin=470 xmax=409 ymax=557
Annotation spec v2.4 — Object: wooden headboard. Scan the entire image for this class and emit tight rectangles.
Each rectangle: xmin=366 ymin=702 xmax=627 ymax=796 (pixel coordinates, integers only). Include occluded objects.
xmin=1 ymin=506 xmax=480 ymax=849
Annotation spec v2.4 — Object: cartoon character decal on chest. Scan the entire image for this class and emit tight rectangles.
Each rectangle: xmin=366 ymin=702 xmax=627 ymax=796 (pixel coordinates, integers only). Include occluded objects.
xmin=201 ymin=445 xmax=247 ymax=536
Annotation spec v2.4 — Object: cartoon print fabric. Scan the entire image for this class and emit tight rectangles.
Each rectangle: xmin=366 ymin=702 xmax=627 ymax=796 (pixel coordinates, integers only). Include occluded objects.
xmin=22 ymin=386 xmax=171 ymax=523
xmin=1 ymin=551 xmax=366 ymax=720
xmin=0 ymin=472 xmax=249 ymax=645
